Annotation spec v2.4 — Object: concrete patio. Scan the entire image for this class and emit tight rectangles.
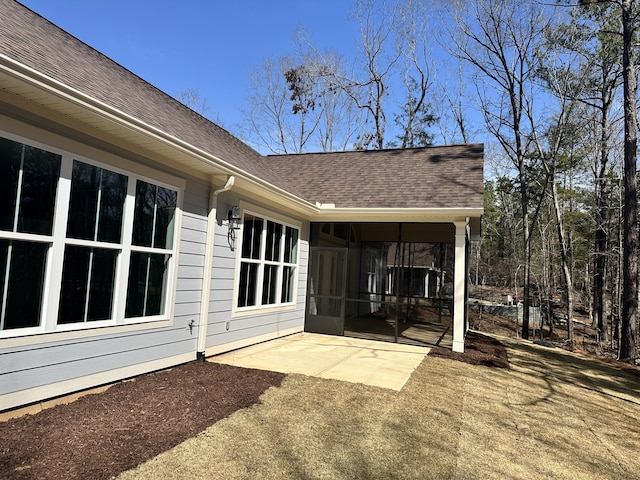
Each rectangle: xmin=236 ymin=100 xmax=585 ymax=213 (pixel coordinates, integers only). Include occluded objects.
xmin=209 ymin=332 xmax=430 ymax=391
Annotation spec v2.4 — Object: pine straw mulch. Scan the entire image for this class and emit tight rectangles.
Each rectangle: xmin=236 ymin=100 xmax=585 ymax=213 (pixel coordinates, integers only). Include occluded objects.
xmin=0 ymin=333 xmax=507 ymax=480
xmin=0 ymin=362 xmax=285 ymax=480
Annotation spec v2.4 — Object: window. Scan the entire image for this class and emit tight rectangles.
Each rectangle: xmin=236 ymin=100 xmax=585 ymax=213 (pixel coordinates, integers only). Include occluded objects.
xmin=0 ymin=137 xmax=60 ymax=330
xmin=58 ymin=161 xmax=127 ymax=324
xmin=237 ymin=212 xmax=299 ymax=309
xmin=0 ymin=134 xmax=180 ymax=336
xmin=125 ymin=180 xmax=176 ymax=318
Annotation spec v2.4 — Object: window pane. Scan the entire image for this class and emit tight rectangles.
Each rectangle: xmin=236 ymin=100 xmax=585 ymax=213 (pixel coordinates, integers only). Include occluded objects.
xmin=68 ymin=161 xmax=128 ymax=243
xmin=18 ymin=145 xmax=61 ymax=235
xmin=98 ymin=170 xmax=128 ymax=243
xmin=132 ymin=181 xmax=155 ymax=247
xmin=262 ymin=264 xmax=278 ymax=305
xmin=281 ymin=266 xmax=295 ymax=303
xmin=145 ymin=253 xmax=169 ymax=315
xmin=241 ymin=215 xmax=263 ymax=260
xmin=334 ymin=223 xmax=348 ymax=241
xmin=58 ymin=246 xmax=90 ymax=323
xmin=265 ymin=221 xmax=282 ymax=261
xmin=237 ymin=262 xmax=258 ymax=307
xmin=59 ymin=246 xmax=118 ymax=324
xmin=132 ymin=181 xmax=177 ymax=249
xmin=125 ymin=252 xmax=169 ymax=317
xmin=0 ymin=138 xmax=61 ymax=235
xmin=67 ymin=161 xmax=98 ymax=240
xmin=153 ymin=186 xmax=177 ymax=249
xmin=0 ymin=138 xmax=21 ymax=232
xmin=284 ymin=226 xmax=298 ymax=263
xmin=88 ymin=249 xmax=118 ymax=320
xmin=0 ymin=240 xmax=47 ymax=329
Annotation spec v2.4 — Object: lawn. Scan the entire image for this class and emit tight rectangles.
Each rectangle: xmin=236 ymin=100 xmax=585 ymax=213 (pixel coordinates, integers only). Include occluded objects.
xmin=119 ymin=336 xmax=640 ymax=480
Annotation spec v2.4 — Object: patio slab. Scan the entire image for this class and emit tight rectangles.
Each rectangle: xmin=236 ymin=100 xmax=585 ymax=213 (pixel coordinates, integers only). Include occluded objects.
xmin=209 ymin=332 xmax=429 ymax=391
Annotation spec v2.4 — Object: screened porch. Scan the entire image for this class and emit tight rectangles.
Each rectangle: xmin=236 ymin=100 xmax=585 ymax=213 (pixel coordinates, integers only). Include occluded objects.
xmin=305 ymin=222 xmax=470 ymax=350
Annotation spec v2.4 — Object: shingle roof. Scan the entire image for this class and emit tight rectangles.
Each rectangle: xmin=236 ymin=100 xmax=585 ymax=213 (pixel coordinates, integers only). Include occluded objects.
xmin=2 ymin=1 xmax=483 ymax=212
xmin=268 ymin=145 xmax=484 ymax=209
xmin=0 ymin=0 xmax=288 ymax=190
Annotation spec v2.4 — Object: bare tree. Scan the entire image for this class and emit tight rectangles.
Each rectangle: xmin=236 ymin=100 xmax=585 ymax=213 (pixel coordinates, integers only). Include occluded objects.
xmin=573 ymin=0 xmax=640 ymax=360
xmin=325 ymin=0 xmax=402 ymax=149
xmin=533 ymin=17 xmax=603 ymax=347
xmin=176 ymin=88 xmax=210 ymax=116
xmin=240 ymin=56 xmax=319 ymax=154
xmin=292 ymin=42 xmax=363 ymax=152
xmin=435 ymin=60 xmax=472 ymax=144
xmin=443 ymin=0 xmax=550 ymax=339
xmin=392 ymin=0 xmax=437 ymax=147
xmin=550 ymin=5 xmax=623 ymax=345
xmin=619 ymin=0 xmax=638 ymax=361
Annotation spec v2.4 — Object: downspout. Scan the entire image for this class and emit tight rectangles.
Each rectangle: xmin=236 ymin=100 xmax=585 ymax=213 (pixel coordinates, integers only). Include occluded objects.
xmin=196 ymin=175 xmax=235 ymax=361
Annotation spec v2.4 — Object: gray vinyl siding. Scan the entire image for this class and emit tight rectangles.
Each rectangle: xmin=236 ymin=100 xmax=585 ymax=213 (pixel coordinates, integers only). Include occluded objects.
xmin=204 ymin=194 xmax=309 ymax=353
xmin=0 ymin=175 xmax=210 ymax=404
xmin=0 ymin=327 xmax=195 ymax=394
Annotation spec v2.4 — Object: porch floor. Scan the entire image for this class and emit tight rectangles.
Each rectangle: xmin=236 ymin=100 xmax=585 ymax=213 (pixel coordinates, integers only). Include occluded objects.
xmin=210 ymin=332 xmax=429 ymax=391
xmin=344 ymin=314 xmax=453 ymax=349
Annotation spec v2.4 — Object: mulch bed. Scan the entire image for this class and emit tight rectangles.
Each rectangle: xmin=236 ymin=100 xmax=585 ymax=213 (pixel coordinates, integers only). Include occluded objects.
xmin=0 ymin=362 xmax=285 ymax=480
xmin=428 ymin=331 xmax=510 ymax=368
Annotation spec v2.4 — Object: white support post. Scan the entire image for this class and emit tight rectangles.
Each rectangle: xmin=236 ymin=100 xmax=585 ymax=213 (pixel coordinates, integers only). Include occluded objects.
xmin=197 ymin=176 xmax=234 ymax=361
xmin=452 ymin=220 xmax=468 ymax=353
xmin=196 ymin=193 xmax=215 ymax=360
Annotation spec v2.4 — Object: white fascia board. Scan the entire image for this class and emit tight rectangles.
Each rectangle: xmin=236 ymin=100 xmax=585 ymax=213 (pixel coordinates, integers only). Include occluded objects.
xmin=309 ymin=206 xmax=484 ymax=223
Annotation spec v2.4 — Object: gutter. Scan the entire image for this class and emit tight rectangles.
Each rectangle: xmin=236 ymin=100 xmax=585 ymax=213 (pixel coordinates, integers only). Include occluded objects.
xmin=308 ymin=205 xmax=484 ymax=222
xmin=196 ymin=175 xmax=235 ymax=361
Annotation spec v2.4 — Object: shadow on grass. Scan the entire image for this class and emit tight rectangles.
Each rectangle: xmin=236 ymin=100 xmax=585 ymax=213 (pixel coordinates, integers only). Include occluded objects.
xmin=504 ymin=339 xmax=640 ymax=406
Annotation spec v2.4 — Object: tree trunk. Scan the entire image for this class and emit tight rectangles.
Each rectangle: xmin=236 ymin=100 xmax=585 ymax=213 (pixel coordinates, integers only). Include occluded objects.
xmin=594 ymin=184 xmax=609 ymax=341
xmin=521 ymin=178 xmax=532 ymax=340
xmin=550 ymin=172 xmax=574 ymax=347
xmin=594 ymin=85 xmax=613 ymax=343
xmin=620 ymin=0 xmax=638 ymax=362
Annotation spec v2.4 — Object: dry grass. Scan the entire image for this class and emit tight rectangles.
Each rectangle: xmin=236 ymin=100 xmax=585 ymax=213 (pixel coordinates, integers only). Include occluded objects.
xmin=119 ymin=336 xmax=640 ymax=480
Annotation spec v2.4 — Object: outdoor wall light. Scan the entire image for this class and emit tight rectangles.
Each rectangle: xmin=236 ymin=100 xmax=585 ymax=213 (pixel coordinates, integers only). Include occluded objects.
xmin=227 ymin=206 xmax=241 ymax=250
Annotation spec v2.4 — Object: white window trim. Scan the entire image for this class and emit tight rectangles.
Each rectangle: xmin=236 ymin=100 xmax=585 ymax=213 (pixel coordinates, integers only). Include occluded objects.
xmin=0 ymin=128 xmax=184 ymax=340
xmin=232 ymin=203 xmax=301 ymax=316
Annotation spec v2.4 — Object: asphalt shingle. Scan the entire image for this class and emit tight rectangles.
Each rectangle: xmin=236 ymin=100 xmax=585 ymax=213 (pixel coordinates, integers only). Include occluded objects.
xmin=1 ymin=0 xmax=483 ymax=210
xmin=268 ymin=145 xmax=484 ymax=208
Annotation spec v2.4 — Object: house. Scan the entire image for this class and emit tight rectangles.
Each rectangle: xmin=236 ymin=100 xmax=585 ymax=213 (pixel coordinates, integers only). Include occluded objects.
xmin=0 ymin=0 xmax=483 ymax=412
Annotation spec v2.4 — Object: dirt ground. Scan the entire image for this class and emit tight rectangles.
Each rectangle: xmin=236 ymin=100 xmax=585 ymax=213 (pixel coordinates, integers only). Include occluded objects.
xmin=0 ymin=333 xmax=506 ymax=480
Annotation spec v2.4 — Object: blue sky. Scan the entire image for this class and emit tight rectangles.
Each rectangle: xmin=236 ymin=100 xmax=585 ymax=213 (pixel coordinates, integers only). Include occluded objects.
xmin=19 ymin=1 xmax=359 ymax=130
